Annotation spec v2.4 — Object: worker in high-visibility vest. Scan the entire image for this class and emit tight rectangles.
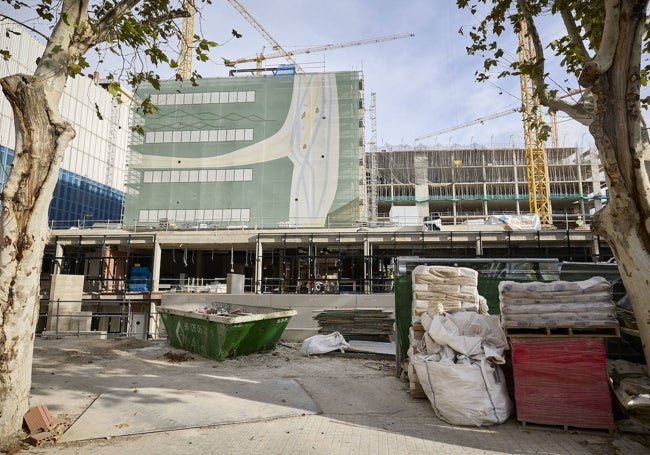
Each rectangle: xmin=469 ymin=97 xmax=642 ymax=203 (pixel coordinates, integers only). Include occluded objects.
xmin=575 ymin=216 xmax=584 ymax=228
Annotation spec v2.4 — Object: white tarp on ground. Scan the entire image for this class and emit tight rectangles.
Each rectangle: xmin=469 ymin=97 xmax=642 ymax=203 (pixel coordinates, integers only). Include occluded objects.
xmin=411 ymin=312 xmax=513 ymax=426
xmin=301 ymin=331 xmax=350 ymax=356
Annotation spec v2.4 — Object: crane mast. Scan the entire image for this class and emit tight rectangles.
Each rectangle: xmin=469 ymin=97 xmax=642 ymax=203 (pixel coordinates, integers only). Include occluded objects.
xmin=518 ymin=20 xmax=552 ymax=225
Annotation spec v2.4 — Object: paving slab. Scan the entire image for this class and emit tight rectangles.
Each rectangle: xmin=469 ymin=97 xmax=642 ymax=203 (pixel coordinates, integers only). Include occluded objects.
xmin=60 ymin=379 xmax=320 ymax=442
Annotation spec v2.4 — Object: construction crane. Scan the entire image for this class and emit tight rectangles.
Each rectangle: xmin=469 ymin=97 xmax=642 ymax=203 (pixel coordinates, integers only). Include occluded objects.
xmin=413 ymin=22 xmax=552 ymax=224
xmin=225 ymin=33 xmax=415 ymax=70
xmin=518 ymin=20 xmax=552 ymax=225
xmin=226 ymin=0 xmax=304 ymax=72
xmin=414 ymin=108 xmax=518 ymax=143
xmin=178 ymin=0 xmax=196 ymax=81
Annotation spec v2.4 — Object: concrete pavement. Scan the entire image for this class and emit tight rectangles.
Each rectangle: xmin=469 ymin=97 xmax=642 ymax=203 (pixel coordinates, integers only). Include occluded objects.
xmin=22 ymin=337 xmax=650 ymax=455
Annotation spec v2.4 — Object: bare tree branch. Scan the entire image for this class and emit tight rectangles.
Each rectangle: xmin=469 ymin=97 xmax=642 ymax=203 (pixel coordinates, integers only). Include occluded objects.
xmin=580 ymin=0 xmax=621 ymax=86
xmin=560 ymin=9 xmax=591 ymax=61
xmin=0 ymin=14 xmax=49 ymax=40
xmin=519 ymin=2 xmax=595 ymax=127
xmin=517 ymin=0 xmax=549 ymax=105
xmin=546 ymin=95 xmax=593 ymax=126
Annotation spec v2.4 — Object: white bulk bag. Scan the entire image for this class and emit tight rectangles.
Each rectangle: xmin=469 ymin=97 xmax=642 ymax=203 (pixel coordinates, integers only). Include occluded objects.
xmin=412 ymin=354 xmax=513 ymax=426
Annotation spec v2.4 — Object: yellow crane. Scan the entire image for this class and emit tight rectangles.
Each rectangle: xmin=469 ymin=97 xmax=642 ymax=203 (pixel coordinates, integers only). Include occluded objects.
xmin=225 ymin=33 xmax=415 ymax=70
xmin=518 ymin=20 xmax=551 ymax=225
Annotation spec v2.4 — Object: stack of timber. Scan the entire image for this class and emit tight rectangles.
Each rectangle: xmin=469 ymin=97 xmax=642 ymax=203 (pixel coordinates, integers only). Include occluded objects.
xmin=314 ymin=308 xmax=394 ymax=341
xmin=406 ymin=265 xmax=488 ymax=398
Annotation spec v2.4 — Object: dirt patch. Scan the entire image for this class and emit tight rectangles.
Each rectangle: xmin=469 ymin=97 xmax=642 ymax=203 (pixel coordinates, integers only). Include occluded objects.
xmin=161 ymin=351 xmax=194 ymax=363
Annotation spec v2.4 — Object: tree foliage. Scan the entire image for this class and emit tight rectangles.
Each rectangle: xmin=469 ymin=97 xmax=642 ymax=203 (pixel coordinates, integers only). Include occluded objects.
xmin=457 ymin=0 xmax=650 ymax=368
xmin=457 ymin=0 xmax=649 ymax=124
xmin=1 ymin=0 xmax=241 ymax=116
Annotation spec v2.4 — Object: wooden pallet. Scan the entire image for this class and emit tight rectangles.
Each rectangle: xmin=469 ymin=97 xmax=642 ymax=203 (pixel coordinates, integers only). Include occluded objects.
xmin=519 ymin=420 xmax=616 ymax=433
xmin=504 ymin=325 xmax=620 ymax=338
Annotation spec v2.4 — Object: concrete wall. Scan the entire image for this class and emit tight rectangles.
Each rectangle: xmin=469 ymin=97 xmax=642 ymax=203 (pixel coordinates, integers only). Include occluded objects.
xmin=159 ymin=293 xmax=394 ymax=342
xmin=46 ymin=274 xmax=91 ymax=332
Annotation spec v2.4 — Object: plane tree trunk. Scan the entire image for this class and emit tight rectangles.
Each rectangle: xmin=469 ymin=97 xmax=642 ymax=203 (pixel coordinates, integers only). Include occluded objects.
xmin=580 ymin=0 xmax=650 ymax=366
xmin=0 ymin=0 xmax=82 ymax=434
xmin=0 ymin=73 xmax=74 ymax=437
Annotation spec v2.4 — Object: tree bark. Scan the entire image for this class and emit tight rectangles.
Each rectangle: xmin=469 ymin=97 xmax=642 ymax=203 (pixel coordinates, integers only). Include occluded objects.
xmin=587 ymin=0 xmax=650 ymax=366
xmin=0 ymin=74 xmax=74 ymax=436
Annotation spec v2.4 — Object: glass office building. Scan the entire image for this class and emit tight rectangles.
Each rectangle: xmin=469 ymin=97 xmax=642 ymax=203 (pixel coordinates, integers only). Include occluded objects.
xmin=0 ymin=19 xmax=130 ymax=228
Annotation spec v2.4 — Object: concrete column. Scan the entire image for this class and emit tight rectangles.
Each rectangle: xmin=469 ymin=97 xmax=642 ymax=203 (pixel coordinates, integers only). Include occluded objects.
xmin=590 ymin=149 xmax=603 ymax=212
xmin=151 ymin=241 xmax=161 ymax=292
xmin=53 ymin=242 xmax=64 ymax=275
xmin=576 ymin=151 xmax=586 ymax=215
xmin=255 ymin=237 xmax=263 ymax=294
xmin=591 ymin=235 xmax=601 ymax=262
xmin=364 ymin=239 xmax=371 ymax=294
xmin=148 ymin=300 xmax=158 ymax=340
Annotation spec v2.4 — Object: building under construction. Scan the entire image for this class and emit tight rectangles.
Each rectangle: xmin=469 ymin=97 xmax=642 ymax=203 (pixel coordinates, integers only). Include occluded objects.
xmin=365 ymin=145 xmax=603 ymax=230
xmin=38 ymin=70 xmax=613 ymax=339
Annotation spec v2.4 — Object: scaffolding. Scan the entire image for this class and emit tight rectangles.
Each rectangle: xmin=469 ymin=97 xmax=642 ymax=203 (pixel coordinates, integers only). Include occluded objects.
xmin=368 ymin=146 xmax=602 ymax=223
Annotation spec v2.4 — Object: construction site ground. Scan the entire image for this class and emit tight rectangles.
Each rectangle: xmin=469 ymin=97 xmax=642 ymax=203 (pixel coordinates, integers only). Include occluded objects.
xmin=3 ymin=336 xmax=650 ymax=455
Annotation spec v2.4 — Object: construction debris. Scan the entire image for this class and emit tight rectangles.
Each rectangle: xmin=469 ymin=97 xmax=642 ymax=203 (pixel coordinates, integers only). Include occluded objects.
xmin=23 ymin=405 xmax=66 ymax=447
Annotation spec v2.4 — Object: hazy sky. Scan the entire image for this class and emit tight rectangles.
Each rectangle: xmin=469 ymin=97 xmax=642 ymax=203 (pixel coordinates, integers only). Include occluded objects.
xmin=5 ymin=1 xmax=600 ymax=149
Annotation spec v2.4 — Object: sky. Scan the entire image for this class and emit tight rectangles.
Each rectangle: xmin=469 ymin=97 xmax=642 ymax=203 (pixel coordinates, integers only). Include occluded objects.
xmin=4 ymin=0 xmax=596 ymax=149
xmin=184 ymin=0 xmax=593 ymax=150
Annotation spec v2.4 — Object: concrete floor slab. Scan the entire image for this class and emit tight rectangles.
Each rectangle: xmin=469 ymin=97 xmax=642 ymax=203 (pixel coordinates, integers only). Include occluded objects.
xmin=60 ymin=379 xmax=320 ymax=442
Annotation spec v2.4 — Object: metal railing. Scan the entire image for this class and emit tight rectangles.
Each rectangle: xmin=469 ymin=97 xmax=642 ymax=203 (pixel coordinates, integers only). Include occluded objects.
xmin=37 ymin=298 xmax=152 ymax=339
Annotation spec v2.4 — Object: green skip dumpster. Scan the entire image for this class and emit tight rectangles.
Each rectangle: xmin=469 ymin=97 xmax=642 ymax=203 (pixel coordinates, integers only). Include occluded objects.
xmin=158 ymin=304 xmax=297 ymax=360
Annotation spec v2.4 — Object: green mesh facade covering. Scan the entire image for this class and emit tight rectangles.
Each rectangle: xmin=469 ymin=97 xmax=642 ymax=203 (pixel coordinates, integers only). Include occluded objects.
xmin=124 ymin=71 xmax=362 ymax=228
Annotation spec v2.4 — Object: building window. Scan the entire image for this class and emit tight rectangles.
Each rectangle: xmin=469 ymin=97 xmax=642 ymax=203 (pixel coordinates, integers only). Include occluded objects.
xmin=141 ymin=168 xmax=254 ymax=183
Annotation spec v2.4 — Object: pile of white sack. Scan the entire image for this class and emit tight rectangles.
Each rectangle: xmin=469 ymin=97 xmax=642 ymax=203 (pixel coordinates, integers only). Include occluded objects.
xmin=411 ymin=265 xmax=488 ymax=322
xmin=499 ymin=276 xmax=618 ymax=328
xmin=407 ymin=265 xmax=512 ymax=426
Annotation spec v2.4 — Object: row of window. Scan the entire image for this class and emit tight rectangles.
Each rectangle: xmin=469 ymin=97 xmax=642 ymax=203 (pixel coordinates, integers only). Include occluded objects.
xmin=149 ymin=91 xmax=256 ymax=106
xmin=138 ymin=208 xmax=251 ymax=223
xmin=145 ymin=128 xmax=254 ymax=144
xmin=142 ymin=168 xmax=253 ymax=184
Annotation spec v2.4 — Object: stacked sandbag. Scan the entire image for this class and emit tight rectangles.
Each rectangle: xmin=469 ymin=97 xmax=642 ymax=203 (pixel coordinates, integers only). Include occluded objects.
xmin=411 ymin=265 xmax=487 ymax=323
xmin=406 ymin=265 xmax=488 ymax=398
xmin=499 ymin=276 xmax=618 ymax=329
